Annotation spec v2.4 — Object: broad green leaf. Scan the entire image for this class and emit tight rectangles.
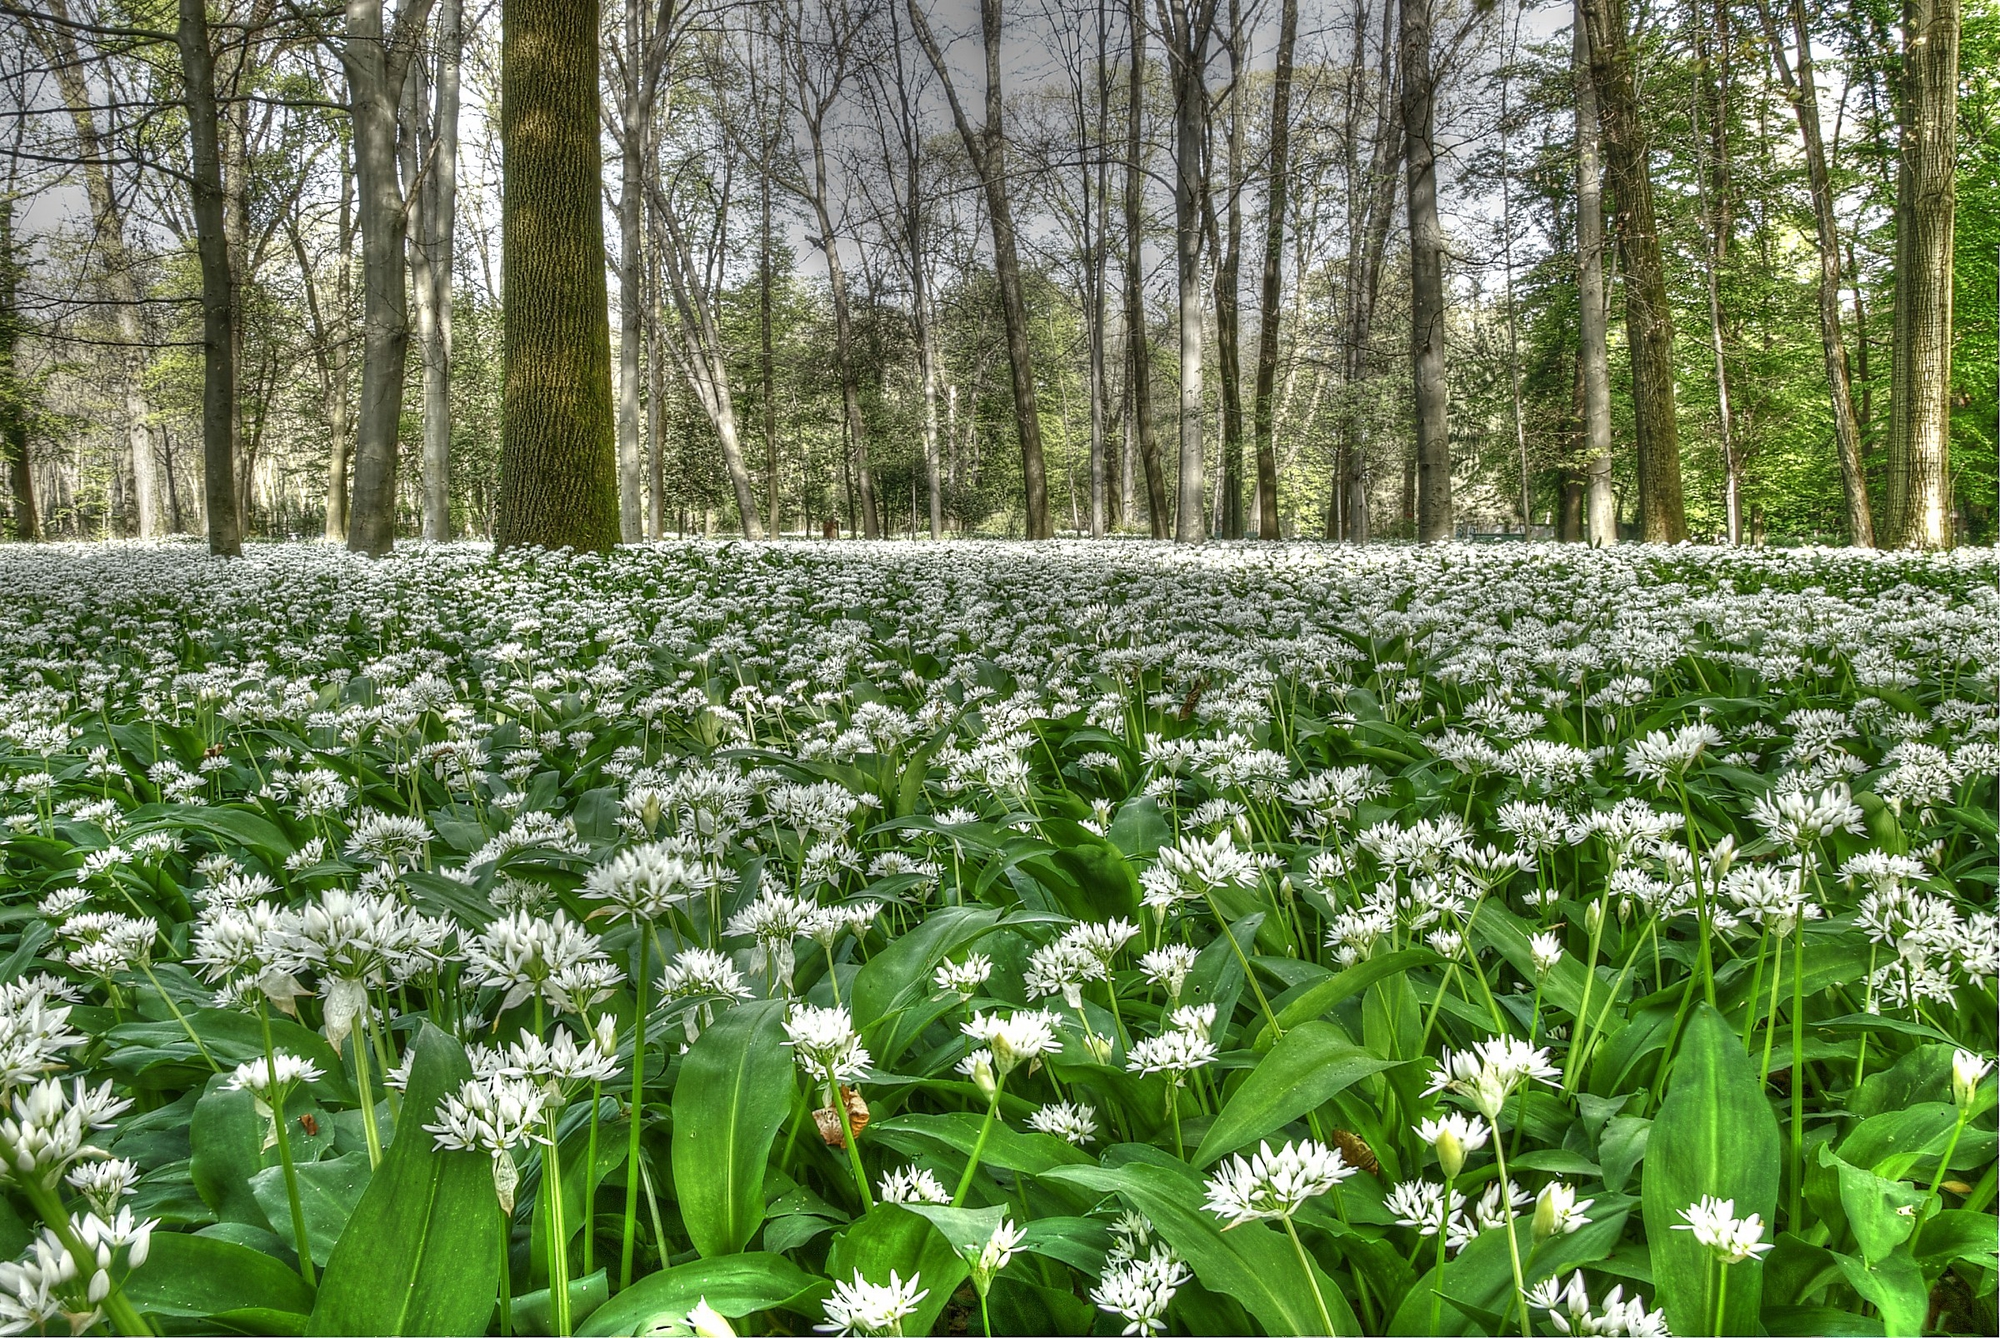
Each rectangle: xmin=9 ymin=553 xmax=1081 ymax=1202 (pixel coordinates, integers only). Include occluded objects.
xmin=1043 ymin=1154 xmax=1358 ymax=1338
xmin=825 ymin=1204 xmax=968 ymax=1338
xmin=124 ymin=1230 xmax=314 ymax=1320
xmin=849 ymin=905 xmax=1001 ymax=1042
xmin=190 ymin=1079 xmax=272 ymax=1227
xmin=307 ymin=1023 xmax=502 ymax=1336
xmin=1387 ymin=1211 xmax=1630 ymax=1336
xmin=1915 ymin=1210 xmax=2000 ymax=1272
xmin=250 ymin=1151 xmax=372 ymax=1264
xmin=1837 ymin=1103 xmax=1960 ymax=1180
xmin=512 ymin=1268 xmax=610 ymax=1335
xmin=1835 ymin=1248 xmax=1927 ymax=1337
xmin=870 ymin=1111 xmax=1090 ymax=1178
xmin=1252 ymin=948 xmax=1440 ymax=1051
xmin=1194 ymin=1022 xmax=1407 ymax=1165
xmin=1814 ymin=1145 xmax=1923 ymax=1263
xmin=575 ymin=1253 xmax=828 ymax=1337
xmin=671 ymin=998 xmax=793 ymax=1258
xmin=1640 ymin=1003 xmax=1781 ymax=1338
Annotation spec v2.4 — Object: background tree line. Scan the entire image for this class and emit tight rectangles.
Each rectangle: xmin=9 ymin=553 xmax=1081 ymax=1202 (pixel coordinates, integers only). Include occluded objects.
xmin=0 ymin=0 xmax=1992 ymax=553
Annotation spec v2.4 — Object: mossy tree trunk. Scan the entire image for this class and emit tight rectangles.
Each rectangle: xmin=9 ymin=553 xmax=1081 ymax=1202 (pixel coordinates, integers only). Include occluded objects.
xmin=495 ymin=0 xmax=622 ymax=552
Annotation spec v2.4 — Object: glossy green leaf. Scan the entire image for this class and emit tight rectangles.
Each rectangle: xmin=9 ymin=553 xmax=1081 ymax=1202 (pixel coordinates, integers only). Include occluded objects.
xmin=511 ymin=1268 xmax=610 ymax=1335
xmin=250 ymin=1151 xmax=371 ymax=1264
xmin=1387 ymin=1211 xmax=1630 ymax=1336
xmin=1835 ymin=1248 xmax=1927 ymax=1337
xmin=124 ymin=1230 xmax=314 ymax=1320
xmin=1194 ymin=1021 xmax=1407 ymax=1165
xmin=670 ymin=998 xmax=793 ymax=1258
xmin=1815 ymin=1144 xmax=1924 ymax=1263
xmin=1640 ymin=1002 xmax=1781 ymax=1338
xmin=824 ymin=1203 xmax=968 ymax=1338
xmin=190 ymin=1079 xmax=272 ymax=1227
xmin=575 ymin=1252 xmax=828 ymax=1337
xmin=307 ymin=1022 xmax=501 ymax=1336
xmin=1252 ymin=948 xmax=1440 ymax=1051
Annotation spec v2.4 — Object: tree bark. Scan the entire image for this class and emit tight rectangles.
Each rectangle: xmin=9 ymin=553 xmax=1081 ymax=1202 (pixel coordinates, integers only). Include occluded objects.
xmin=1155 ymin=0 xmax=1217 ymax=542
xmin=1214 ymin=1 xmax=1244 ymax=539
xmin=1691 ymin=0 xmax=1740 ymax=543
xmin=1126 ymin=0 xmax=1170 ymax=536
xmin=1399 ymin=0 xmax=1450 ymax=540
xmin=410 ymin=0 xmax=461 ymax=542
xmin=177 ymin=0 xmax=241 ymax=556
xmin=345 ymin=0 xmax=438 ymax=555
xmin=496 ymin=0 xmax=624 ymax=550
xmin=1582 ymin=0 xmax=1688 ymax=542
xmin=1754 ymin=0 xmax=1874 ymax=546
xmin=1887 ymin=0 xmax=1957 ymax=548
xmin=1573 ymin=0 xmax=1616 ymax=546
xmin=1 ymin=197 xmax=38 ymax=541
xmin=1249 ymin=0 xmax=1296 ymax=540
xmin=907 ymin=0 xmax=1051 ymax=537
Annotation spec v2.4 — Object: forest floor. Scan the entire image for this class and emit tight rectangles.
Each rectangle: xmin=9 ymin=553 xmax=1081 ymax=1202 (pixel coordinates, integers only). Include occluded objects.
xmin=0 ymin=538 xmax=1993 ymax=1338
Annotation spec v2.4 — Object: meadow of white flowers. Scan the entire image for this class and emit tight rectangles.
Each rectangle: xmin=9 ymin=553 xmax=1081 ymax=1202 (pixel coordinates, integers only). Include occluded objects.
xmin=0 ymin=539 xmax=1993 ymax=1338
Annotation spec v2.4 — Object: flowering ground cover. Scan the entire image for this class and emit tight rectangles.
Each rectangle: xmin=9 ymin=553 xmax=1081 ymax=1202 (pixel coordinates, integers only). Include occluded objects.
xmin=0 ymin=539 xmax=1994 ymax=1338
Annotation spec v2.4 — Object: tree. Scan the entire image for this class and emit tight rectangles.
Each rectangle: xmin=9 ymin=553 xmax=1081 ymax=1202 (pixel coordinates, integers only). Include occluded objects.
xmin=908 ymin=0 xmax=1053 ymax=539
xmin=1249 ymin=0 xmax=1297 ymax=540
xmin=1154 ymin=0 xmax=1219 ymax=542
xmin=1753 ymin=0 xmax=1873 ymax=546
xmin=610 ymin=0 xmax=676 ymax=543
xmin=494 ymin=0 xmax=623 ymax=551
xmin=177 ymin=0 xmax=241 ymax=556
xmin=1573 ymin=0 xmax=1615 ymax=545
xmin=1 ymin=188 xmax=37 ymax=541
xmin=1581 ymin=0 xmax=1687 ymax=543
xmin=1884 ymin=0 xmax=1958 ymax=548
xmin=342 ymin=0 xmax=438 ymax=554
xmin=407 ymin=0 xmax=463 ymax=542
xmin=1125 ymin=0 xmax=1170 ymax=536
xmin=1400 ymin=0 xmax=1450 ymax=540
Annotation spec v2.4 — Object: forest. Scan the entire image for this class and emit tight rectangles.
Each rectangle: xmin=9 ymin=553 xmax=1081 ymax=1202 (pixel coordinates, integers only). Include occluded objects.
xmin=0 ymin=0 xmax=1993 ymax=551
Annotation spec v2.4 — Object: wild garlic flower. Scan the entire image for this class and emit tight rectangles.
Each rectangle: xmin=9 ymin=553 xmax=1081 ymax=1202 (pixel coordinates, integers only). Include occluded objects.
xmin=970 ymin=1218 xmax=1026 ymax=1293
xmin=1623 ymin=722 xmax=1725 ymax=789
xmin=1749 ymin=783 xmax=1866 ymax=851
xmin=1023 ymin=938 xmax=1107 ymax=1010
xmin=1201 ymin=1139 xmax=1355 ymax=1227
xmin=1125 ymin=1028 xmax=1216 ymax=1083
xmin=65 ymin=1158 xmax=140 ymax=1216
xmin=1027 ymin=1101 xmax=1099 ymax=1145
xmin=1673 ymin=1195 xmax=1773 ymax=1262
xmin=1140 ymin=831 xmax=1258 ymax=910
xmin=0 ymin=986 xmax=85 ymax=1093
xmin=1384 ymin=1179 xmax=1466 ymax=1238
xmin=1090 ymin=1245 xmax=1190 ymax=1336
xmin=961 ymin=1010 xmax=1062 ymax=1079
xmin=1952 ymin=1049 xmax=1993 ymax=1108
xmin=344 ymin=809 xmax=432 ymax=870
xmin=1526 ymin=1271 xmax=1671 ymax=1337
xmin=784 ymin=1005 xmax=871 ymax=1086
xmin=725 ymin=891 xmax=817 ymax=993
xmin=1529 ymin=932 xmax=1564 ymax=979
xmin=1533 ymin=1182 xmax=1594 ymax=1239
xmin=424 ymin=1075 xmax=550 ymax=1213
xmin=0 ymin=1079 xmax=131 ymax=1190
xmin=464 ymin=910 xmax=608 ymax=1015
xmin=1424 ymin=1037 xmax=1561 ymax=1120
xmin=876 ymin=1166 xmax=950 ymax=1205
xmin=816 ymin=1268 xmax=927 ymax=1336
xmin=226 ymin=1051 xmax=323 ymax=1120
xmin=1414 ymin=1112 xmax=1490 ymax=1178
xmin=933 ymin=954 xmax=993 ymax=995
xmin=583 ymin=842 xmax=716 ymax=922
xmin=1137 ymin=945 xmax=1198 ymax=998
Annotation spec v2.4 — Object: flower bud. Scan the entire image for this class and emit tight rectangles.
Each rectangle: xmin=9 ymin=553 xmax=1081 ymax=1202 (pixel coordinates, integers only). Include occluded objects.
xmin=687 ymin=1298 xmax=737 ymax=1337
xmin=1082 ymin=1033 xmax=1113 ymax=1066
xmin=1584 ymin=900 xmax=1604 ymax=937
xmin=1952 ymin=1049 xmax=1993 ymax=1110
xmin=1434 ymin=1125 xmax=1466 ymax=1180
xmin=967 ymin=1053 xmax=1000 ymax=1104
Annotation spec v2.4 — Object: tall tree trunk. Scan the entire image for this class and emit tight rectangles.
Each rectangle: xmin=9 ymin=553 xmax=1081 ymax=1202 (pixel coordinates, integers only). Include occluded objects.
xmin=324 ymin=148 xmax=357 ymax=540
xmin=1400 ymin=0 xmax=1450 ymax=540
xmin=1887 ymin=0 xmax=1957 ymax=548
xmin=1574 ymin=0 xmax=1616 ymax=545
xmin=411 ymin=0 xmax=461 ymax=542
xmin=1691 ymin=0 xmax=1740 ymax=542
xmin=28 ymin=3 xmax=162 ymax=539
xmin=1085 ymin=0 xmax=1111 ymax=538
xmin=1156 ymin=0 xmax=1217 ymax=542
xmin=1 ymin=198 xmax=37 ymax=541
xmin=907 ymin=0 xmax=1051 ymax=537
xmin=1126 ymin=0 xmax=1170 ymax=536
xmin=613 ymin=0 xmax=652 ymax=543
xmin=177 ymin=0 xmax=240 ymax=556
xmin=762 ymin=151 xmax=782 ymax=538
xmin=1249 ymin=0 xmax=1296 ymax=540
xmin=810 ymin=185 xmax=881 ymax=539
xmin=1334 ymin=0 xmax=1400 ymax=544
xmin=1754 ymin=0 xmax=1873 ymax=545
xmin=496 ymin=0 xmax=623 ymax=550
xmin=1582 ymin=0 xmax=1688 ymax=542
xmin=345 ymin=0 xmax=437 ymax=555
xmin=1214 ymin=0 xmax=1244 ymax=539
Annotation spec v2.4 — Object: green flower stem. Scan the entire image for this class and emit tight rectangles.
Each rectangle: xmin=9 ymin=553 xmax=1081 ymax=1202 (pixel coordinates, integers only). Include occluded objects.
xmin=1562 ymin=897 xmax=1609 ymax=1090
xmin=1280 ymin=1214 xmax=1338 ymax=1338
xmin=137 ymin=961 xmax=219 ymax=1072
xmin=1489 ymin=1131 xmax=1532 ymax=1338
xmin=1788 ymin=933 xmax=1805 ymax=1231
xmin=1739 ymin=930 xmax=1770 ymax=1051
xmin=952 ymin=1097 xmax=1000 ymax=1208
xmin=498 ymin=1202 xmax=514 ymax=1338
xmin=620 ymin=927 xmax=649 ymax=1292
xmin=1203 ymin=891 xmax=1282 ymax=1040
xmin=1920 ymin=1104 xmax=1972 ymax=1233
xmin=582 ymin=1084 xmax=600 ymax=1281
xmin=350 ymin=1028 xmax=383 ymax=1170
xmin=1756 ymin=933 xmax=1787 ymax=1089
xmin=6 ymin=1160 xmax=154 ymax=1337
xmin=544 ymin=1119 xmax=572 ymax=1337
xmin=270 ymin=1093 xmax=315 ymax=1285
xmin=1712 ymin=1257 xmax=1730 ymax=1338
xmin=1167 ymin=1084 xmax=1185 ymax=1159
xmin=1429 ymin=1171 xmax=1454 ymax=1334
xmin=833 ymin=1078 xmax=877 ymax=1211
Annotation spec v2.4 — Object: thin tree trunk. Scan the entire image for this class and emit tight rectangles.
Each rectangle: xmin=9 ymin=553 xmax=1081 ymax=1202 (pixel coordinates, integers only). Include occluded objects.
xmin=907 ymin=0 xmax=1052 ymax=537
xmin=1086 ymin=0 xmax=1111 ymax=539
xmin=1400 ymin=0 xmax=1450 ymax=540
xmin=1 ymin=197 xmax=37 ymax=541
xmin=1887 ymin=0 xmax=1957 ymax=548
xmin=496 ymin=0 xmax=623 ymax=550
xmin=811 ymin=187 xmax=880 ymax=539
xmin=1156 ymin=0 xmax=1217 ymax=542
xmin=1500 ymin=5 xmax=1528 ymax=529
xmin=410 ymin=0 xmax=460 ymax=542
xmin=177 ymin=0 xmax=240 ymax=556
xmin=1126 ymin=0 xmax=1170 ymax=536
xmin=762 ymin=151 xmax=782 ymax=538
xmin=1582 ymin=0 xmax=1688 ymax=542
xmin=1690 ymin=0 xmax=1740 ymax=543
xmin=614 ymin=0 xmax=652 ymax=543
xmin=325 ymin=150 xmax=357 ymax=540
xmin=1214 ymin=0 xmax=1244 ymax=539
xmin=1574 ymin=0 xmax=1616 ymax=546
xmin=1250 ymin=0 xmax=1296 ymax=540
